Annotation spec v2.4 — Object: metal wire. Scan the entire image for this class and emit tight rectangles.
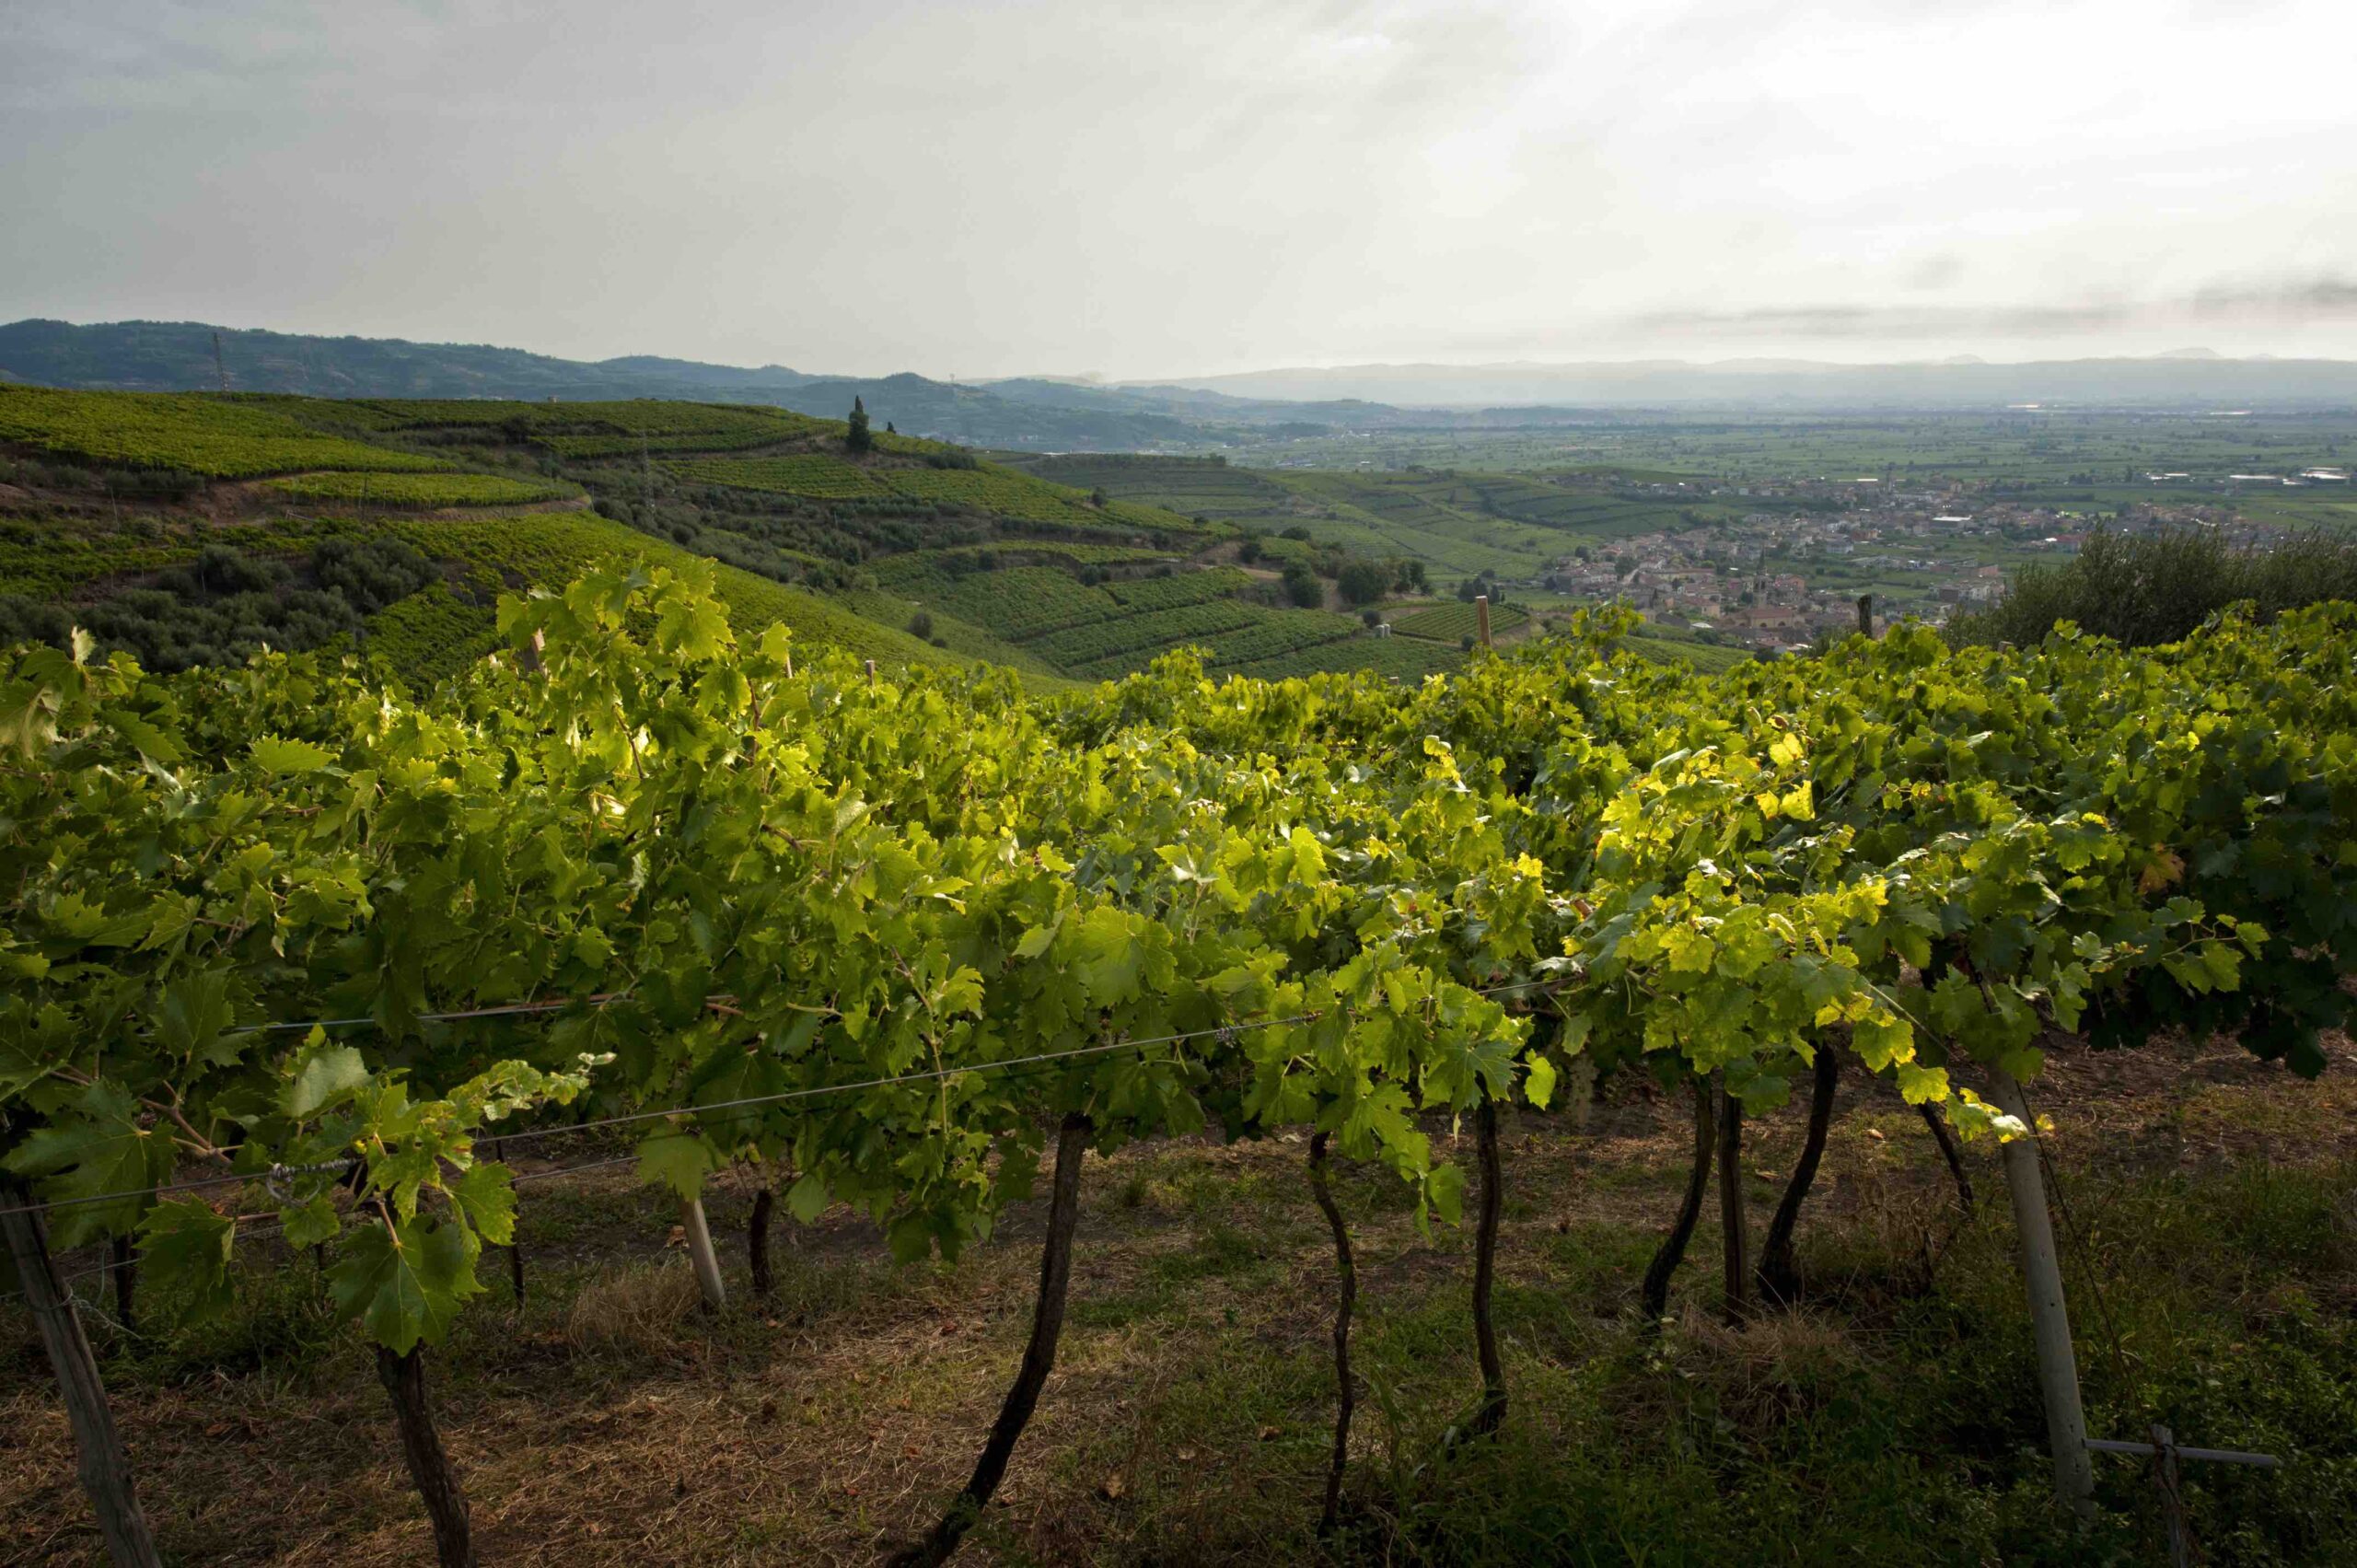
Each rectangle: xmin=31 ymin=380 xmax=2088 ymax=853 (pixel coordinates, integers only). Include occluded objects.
xmin=0 ymin=977 xmax=1554 ymax=1222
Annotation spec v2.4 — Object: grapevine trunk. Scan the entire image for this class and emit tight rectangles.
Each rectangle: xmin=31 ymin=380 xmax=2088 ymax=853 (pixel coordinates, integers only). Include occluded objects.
xmin=1917 ymin=1101 xmax=1977 ymax=1216
xmin=892 ymin=1111 xmax=1093 ymax=1567
xmin=1306 ymin=1131 xmax=1356 ymax=1534
xmin=1758 ymin=1045 xmax=1840 ymax=1307
xmin=749 ymin=1183 xmax=775 ymax=1301
xmin=375 ymin=1344 xmax=476 ymax=1568
xmin=1466 ymin=1097 xmax=1507 ymax=1439
xmin=1642 ymin=1076 xmax=1717 ymax=1324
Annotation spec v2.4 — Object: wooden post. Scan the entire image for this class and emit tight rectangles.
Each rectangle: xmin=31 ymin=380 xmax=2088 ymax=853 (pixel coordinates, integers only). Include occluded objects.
xmin=1856 ymin=595 xmax=1873 ymax=637
xmin=679 ymin=1196 xmax=726 ymax=1311
xmin=1474 ymin=595 xmax=1492 ymax=648
xmin=2154 ymin=1424 xmax=2189 ymax=1568
xmin=1986 ymin=1071 xmax=2096 ymax=1524
xmin=0 ymin=1185 xmax=164 ymax=1567
xmin=864 ymin=658 xmax=878 ymax=686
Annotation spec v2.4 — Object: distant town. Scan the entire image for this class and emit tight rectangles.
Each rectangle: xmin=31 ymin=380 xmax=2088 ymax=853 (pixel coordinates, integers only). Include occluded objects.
xmin=1531 ymin=468 xmax=2347 ymax=655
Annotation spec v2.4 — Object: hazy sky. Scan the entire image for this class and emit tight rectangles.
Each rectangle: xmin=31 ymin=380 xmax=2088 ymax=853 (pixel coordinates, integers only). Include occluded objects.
xmin=4 ymin=0 xmax=2353 ymax=377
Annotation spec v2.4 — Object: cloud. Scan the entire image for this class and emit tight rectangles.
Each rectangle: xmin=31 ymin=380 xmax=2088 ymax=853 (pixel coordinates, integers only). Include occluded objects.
xmin=3 ymin=0 xmax=2354 ymax=375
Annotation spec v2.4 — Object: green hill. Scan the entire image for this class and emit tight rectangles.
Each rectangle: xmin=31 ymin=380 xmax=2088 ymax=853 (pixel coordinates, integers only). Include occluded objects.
xmin=0 ymin=387 xmax=1465 ymax=688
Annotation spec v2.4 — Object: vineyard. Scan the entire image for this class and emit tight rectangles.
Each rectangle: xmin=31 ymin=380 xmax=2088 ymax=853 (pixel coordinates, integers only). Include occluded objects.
xmin=1388 ymin=602 xmax=1532 ymax=643
xmin=1102 ymin=567 xmax=1253 ymax=610
xmin=666 ymin=453 xmax=896 ymax=499
xmin=0 ymin=389 xmax=453 ymax=479
xmin=1040 ymin=600 xmax=1266 ymax=674
xmin=1009 ymin=455 xmax=1300 ymax=519
xmin=4 ymin=567 xmax=2349 ymax=1563
xmin=255 ymin=472 xmax=583 ymax=508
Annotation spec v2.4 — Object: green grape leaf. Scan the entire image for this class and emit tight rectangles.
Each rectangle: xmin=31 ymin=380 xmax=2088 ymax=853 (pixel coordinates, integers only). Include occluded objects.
xmin=284 ymin=1040 xmax=371 ymax=1120
xmin=328 ymin=1214 xmax=480 ymax=1354
xmin=156 ymin=970 xmax=238 ymax=1069
xmin=636 ymin=1131 xmax=714 ymax=1199
xmin=281 ymin=1191 xmax=343 ymax=1249
xmin=785 ymin=1172 xmax=830 ymax=1223
xmin=4 ymin=1082 xmax=170 ymax=1249
xmin=250 ymin=736 xmax=334 ymax=774
xmin=450 ymin=1163 xmax=518 ymax=1248
xmin=1894 ymin=1062 xmax=1948 ymax=1105
xmin=138 ymin=1198 xmax=238 ymax=1324
xmin=1425 ymin=1163 xmax=1468 ymax=1227
xmin=1523 ymin=1053 xmax=1558 ymax=1110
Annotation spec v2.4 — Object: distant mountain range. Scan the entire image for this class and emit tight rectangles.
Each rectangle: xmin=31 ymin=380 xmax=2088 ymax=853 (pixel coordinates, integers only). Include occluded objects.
xmin=1139 ymin=355 xmax=2357 ymax=409
xmin=0 ymin=319 xmax=1217 ymax=449
xmin=6 ymin=319 xmax=2356 ymax=454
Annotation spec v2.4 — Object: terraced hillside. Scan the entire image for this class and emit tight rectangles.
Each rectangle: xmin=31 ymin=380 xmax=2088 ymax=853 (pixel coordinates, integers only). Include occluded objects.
xmin=999 ymin=453 xmax=1712 ymax=587
xmin=0 ymin=388 xmax=1494 ymax=686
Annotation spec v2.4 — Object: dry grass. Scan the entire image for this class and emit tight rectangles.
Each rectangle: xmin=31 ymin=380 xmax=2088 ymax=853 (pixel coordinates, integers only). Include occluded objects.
xmin=563 ymin=1260 xmax=702 ymax=1354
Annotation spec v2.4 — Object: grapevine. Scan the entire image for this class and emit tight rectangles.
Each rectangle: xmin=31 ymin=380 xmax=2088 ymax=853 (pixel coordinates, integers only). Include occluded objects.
xmin=1 ymin=578 xmax=2350 ymax=1562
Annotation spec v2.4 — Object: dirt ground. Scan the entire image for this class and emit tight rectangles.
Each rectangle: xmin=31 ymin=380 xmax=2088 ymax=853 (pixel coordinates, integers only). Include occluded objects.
xmin=4 ymin=1030 xmax=2352 ymax=1566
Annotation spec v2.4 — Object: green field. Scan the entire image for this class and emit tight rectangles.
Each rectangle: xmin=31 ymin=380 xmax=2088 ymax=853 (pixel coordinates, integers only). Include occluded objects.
xmin=0 ymin=387 xmax=454 ymax=477
xmin=257 ymin=470 xmax=582 ymax=507
xmin=667 ymin=452 xmax=893 ymax=498
xmin=1007 ymin=453 xmax=1300 ymax=517
xmin=1389 ymin=601 xmax=1532 ymax=642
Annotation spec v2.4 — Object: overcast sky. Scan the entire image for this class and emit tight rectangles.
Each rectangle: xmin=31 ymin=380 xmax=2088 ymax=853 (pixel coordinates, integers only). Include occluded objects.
xmin=4 ymin=0 xmax=2353 ymax=377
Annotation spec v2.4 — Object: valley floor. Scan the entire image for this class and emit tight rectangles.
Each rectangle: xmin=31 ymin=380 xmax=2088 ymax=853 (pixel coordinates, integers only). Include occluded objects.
xmin=5 ymin=1031 xmax=2354 ymax=1566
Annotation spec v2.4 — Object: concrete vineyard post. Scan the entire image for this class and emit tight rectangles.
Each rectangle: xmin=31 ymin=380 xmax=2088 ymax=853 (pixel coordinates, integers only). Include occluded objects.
xmin=1987 ymin=1071 xmax=2096 ymax=1524
xmin=1714 ymin=1075 xmax=1750 ymax=1325
xmin=0 ymin=1182 xmax=163 ymax=1568
xmin=1565 ymin=1053 xmax=1596 ymax=1132
xmin=679 ymin=1196 xmax=726 ymax=1311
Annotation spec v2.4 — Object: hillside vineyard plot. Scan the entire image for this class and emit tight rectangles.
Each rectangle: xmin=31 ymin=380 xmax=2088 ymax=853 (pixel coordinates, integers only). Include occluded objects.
xmin=666 ymin=453 xmax=894 ymax=498
xmin=3 ymin=567 xmax=2352 ymax=1565
xmin=0 ymin=387 xmax=454 ymax=478
xmin=1390 ymin=601 xmax=1532 ymax=642
xmin=256 ymin=471 xmax=581 ymax=507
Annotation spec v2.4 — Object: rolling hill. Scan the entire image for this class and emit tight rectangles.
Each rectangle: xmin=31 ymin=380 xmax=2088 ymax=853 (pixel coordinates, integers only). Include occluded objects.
xmin=0 ymin=386 xmax=1489 ymax=688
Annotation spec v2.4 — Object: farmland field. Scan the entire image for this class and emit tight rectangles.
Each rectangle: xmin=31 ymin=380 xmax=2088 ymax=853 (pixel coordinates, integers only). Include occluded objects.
xmin=0 ymin=386 xmax=453 ymax=477
xmin=666 ymin=453 xmax=894 ymax=498
xmin=256 ymin=470 xmax=582 ymax=507
xmin=1388 ymin=600 xmax=1532 ymax=642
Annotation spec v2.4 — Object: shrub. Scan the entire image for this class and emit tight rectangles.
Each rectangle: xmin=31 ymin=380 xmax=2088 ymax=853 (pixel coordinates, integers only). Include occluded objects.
xmin=1947 ymin=527 xmax=2357 ymax=647
xmin=1337 ymin=557 xmax=1394 ymax=606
